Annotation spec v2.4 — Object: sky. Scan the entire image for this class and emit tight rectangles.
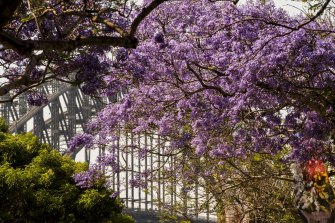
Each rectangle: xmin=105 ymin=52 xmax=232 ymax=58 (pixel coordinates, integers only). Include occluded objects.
xmin=239 ymin=0 xmax=307 ymax=15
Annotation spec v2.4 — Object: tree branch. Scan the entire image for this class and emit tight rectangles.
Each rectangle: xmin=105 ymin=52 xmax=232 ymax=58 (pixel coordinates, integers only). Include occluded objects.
xmin=297 ymin=0 xmax=331 ymax=29
xmin=90 ymin=15 xmax=127 ymax=37
xmin=0 ymin=0 xmax=167 ymax=55
xmin=187 ymin=63 xmax=234 ymax=97
xmin=129 ymin=0 xmax=167 ymax=37
xmin=0 ymin=30 xmax=138 ymax=54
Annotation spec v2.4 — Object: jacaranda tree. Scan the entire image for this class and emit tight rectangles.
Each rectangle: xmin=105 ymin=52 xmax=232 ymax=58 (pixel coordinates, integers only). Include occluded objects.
xmin=66 ymin=0 xmax=335 ymax=222
xmin=2 ymin=0 xmax=335 ymax=222
xmin=0 ymin=0 xmax=166 ymax=103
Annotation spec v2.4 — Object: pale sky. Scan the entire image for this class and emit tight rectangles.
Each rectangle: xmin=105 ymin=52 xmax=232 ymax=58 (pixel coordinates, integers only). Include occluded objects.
xmin=239 ymin=0 xmax=307 ymax=15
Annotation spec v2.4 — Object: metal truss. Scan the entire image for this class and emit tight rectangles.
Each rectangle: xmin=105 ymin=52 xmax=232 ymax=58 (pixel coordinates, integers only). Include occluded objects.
xmin=0 ymin=81 xmax=217 ymax=222
xmin=1 ymin=81 xmax=105 ymax=153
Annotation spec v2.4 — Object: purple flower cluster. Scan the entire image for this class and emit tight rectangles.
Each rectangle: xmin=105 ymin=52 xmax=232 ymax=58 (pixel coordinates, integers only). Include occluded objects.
xmin=109 ymin=191 xmax=120 ymax=198
xmin=116 ymin=48 xmax=129 ymax=62
xmin=129 ymin=172 xmax=149 ymax=189
xmin=73 ymin=167 xmax=103 ymax=188
xmin=137 ymin=147 xmax=149 ymax=160
xmin=26 ymin=92 xmax=48 ymax=106
xmin=67 ymin=133 xmax=94 ymax=152
xmin=96 ymin=152 xmax=120 ymax=173
xmin=153 ymin=32 xmax=164 ymax=44
xmin=73 ymin=54 xmax=109 ymax=95
xmin=30 ymin=68 xmax=43 ymax=81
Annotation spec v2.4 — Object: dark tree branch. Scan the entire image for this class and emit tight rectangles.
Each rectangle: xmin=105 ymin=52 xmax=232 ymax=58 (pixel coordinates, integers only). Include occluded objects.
xmin=187 ymin=64 xmax=234 ymax=97
xmin=248 ymin=0 xmax=331 ymax=31
xmin=0 ymin=0 xmax=168 ymax=55
xmin=297 ymin=0 xmax=331 ymax=29
xmin=90 ymin=15 xmax=127 ymax=36
xmin=192 ymin=62 xmax=228 ymax=77
xmin=129 ymin=0 xmax=167 ymax=37
xmin=0 ymin=30 xmax=138 ymax=54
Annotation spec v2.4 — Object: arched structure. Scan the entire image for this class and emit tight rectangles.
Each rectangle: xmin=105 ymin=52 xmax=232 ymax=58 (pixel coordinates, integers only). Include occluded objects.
xmin=0 ymin=81 xmax=217 ymax=222
xmin=2 ymin=82 xmax=107 ymax=152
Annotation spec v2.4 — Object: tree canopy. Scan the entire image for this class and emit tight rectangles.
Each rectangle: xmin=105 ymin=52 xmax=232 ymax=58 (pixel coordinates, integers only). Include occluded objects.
xmin=66 ymin=0 xmax=335 ymax=221
xmin=0 ymin=0 xmax=332 ymax=103
xmin=0 ymin=0 xmax=166 ymax=103
xmin=74 ymin=0 xmax=335 ymax=168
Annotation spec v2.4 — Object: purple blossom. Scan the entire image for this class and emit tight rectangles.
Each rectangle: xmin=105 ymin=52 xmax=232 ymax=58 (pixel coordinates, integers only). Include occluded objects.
xmin=26 ymin=92 xmax=48 ymax=106
xmin=153 ymin=32 xmax=164 ymax=43
xmin=116 ymin=48 xmax=128 ymax=62
xmin=73 ymin=167 xmax=103 ymax=188
xmin=67 ymin=133 xmax=94 ymax=152
xmin=30 ymin=68 xmax=43 ymax=81
xmin=170 ymin=133 xmax=192 ymax=148
xmin=181 ymin=186 xmax=192 ymax=194
xmin=109 ymin=191 xmax=120 ymax=198
xmin=129 ymin=171 xmax=150 ymax=188
xmin=137 ymin=147 xmax=149 ymax=160
xmin=96 ymin=153 xmax=120 ymax=173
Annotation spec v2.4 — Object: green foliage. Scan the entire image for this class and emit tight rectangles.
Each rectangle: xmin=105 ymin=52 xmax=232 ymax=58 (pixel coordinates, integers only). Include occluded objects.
xmin=0 ymin=131 xmax=134 ymax=223
xmin=158 ymin=211 xmax=194 ymax=223
xmin=231 ymin=154 xmax=301 ymax=223
xmin=0 ymin=117 xmax=8 ymax=133
xmin=158 ymin=211 xmax=179 ymax=222
xmin=0 ymin=132 xmax=42 ymax=169
xmin=161 ymin=146 xmax=301 ymax=222
xmin=107 ymin=214 xmax=135 ymax=223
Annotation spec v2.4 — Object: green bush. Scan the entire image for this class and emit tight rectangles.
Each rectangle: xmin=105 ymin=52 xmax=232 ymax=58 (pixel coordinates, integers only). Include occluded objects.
xmin=0 ymin=130 xmax=134 ymax=223
xmin=0 ymin=117 xmax=8 ymax=133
